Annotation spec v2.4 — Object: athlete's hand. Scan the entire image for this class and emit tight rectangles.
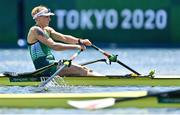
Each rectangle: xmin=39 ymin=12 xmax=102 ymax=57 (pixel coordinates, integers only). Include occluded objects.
xmin=80 ymin=39 xmax=92 ymax=46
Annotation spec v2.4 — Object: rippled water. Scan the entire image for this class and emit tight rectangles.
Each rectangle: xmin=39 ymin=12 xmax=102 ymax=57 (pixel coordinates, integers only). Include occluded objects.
xmin=1 ymin=108 xmax=180 ymax=114
xmin=0 ymin=48 xmax=180 ymax=114
xmin=1 ymin=48 xmax=180 ymax=75
xmin=0 ymin=85 xmax=179 ymax=94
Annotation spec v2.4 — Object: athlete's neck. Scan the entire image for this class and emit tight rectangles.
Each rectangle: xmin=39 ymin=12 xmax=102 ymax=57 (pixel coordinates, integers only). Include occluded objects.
xmin=35 ymin=23 xmax=47 ymax=29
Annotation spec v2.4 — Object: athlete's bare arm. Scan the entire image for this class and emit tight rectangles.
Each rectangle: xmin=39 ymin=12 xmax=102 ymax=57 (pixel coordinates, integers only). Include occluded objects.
xmin=48 ymin=27 xmax=92 ymax=46
xmin=27 ymin=26 xmax=84 ymax=51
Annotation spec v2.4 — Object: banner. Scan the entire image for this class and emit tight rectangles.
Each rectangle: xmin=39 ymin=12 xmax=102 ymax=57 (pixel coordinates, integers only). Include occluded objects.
xmin=24 ymin=0 xmax=172 ymax=45
xmin=1 ymin=0 xmax=180 ymax=47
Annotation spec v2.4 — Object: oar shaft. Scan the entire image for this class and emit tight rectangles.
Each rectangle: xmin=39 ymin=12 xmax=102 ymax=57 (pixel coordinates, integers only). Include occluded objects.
xmin=91 ymin=45 xmax=110 ymax=57
xmin=39 ymin=65 xmax=66 ymax=87
xmin=39 ymin=50 xmax=82 ymax=87
xmin=70 ymin=50 xmax=82 ymax=60
xmin=91 ymin=44 xmax=140 ymax=75
xmin=115 ymin=89 xmax=180 ymax=103
xmin=117 ymin=60 xmax=140 ymax=75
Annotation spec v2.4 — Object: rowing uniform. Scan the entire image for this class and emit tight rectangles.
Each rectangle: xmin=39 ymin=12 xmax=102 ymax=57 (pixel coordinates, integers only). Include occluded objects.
xmin=28 ymin=29 xmax=57 ymax=76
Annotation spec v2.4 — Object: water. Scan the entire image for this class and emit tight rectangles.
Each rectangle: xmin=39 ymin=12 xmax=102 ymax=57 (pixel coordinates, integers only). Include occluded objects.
xmin=1 ymin=108 xmax=180 ymax=114
xmin=1 ymin=48 xmax=180 ymax=75
xmin=0 ymin=48 xmax=180 ymax=114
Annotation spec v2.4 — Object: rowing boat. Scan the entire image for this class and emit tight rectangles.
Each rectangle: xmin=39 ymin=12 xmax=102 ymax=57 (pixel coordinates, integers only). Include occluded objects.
xmin=0 ymin=73 xmax=180 ymax=86
xmin=0 ymin=90 xmax=179 ymax=108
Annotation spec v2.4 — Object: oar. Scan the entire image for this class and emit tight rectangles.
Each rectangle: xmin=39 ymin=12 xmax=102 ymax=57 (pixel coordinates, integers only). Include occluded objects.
xmin=91 ymin=44 xmax=141 ymax=75
xmin=3 ymin=62 xmax=58 ymax=77
xmin=39 ymin=50 xmax=83 ymax=87
xmin=68 ymin=89 xmax=180 ymax=110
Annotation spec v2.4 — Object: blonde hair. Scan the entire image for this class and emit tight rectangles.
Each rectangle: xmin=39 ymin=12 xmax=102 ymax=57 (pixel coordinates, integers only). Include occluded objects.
xmin=31 ymin=5 xmax=48 ymax=17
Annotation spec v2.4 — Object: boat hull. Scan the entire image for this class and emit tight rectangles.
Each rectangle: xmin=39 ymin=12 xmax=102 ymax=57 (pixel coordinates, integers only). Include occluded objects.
xmin=0 ymin=74 xmax=180 ymax=86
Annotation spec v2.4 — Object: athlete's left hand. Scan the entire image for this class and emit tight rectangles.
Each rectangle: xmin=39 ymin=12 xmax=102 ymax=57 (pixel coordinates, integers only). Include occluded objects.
xmin=81 ymin=39 xmax=92 ymax=46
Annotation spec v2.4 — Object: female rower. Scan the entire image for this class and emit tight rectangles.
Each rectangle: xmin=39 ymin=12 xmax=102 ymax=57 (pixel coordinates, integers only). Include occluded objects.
xmin=27 ymin=5 xmax=103 ymax=77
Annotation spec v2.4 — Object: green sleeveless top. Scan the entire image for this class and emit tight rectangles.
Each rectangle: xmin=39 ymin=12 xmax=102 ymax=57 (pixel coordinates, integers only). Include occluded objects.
xmin=28 ymin=30 xmax=54 ymax=61
xmin=27 ymin=28 xmax=56 ymax=76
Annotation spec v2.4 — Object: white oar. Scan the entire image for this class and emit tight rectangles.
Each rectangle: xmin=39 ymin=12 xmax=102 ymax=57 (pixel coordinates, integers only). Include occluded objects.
xmin=68 ymin=89 xmax=180 ymax=110
xmin=68 ymin=98 xmax=115 ymax=110
xmin=39 ymin=50 xmax=83 ymax=87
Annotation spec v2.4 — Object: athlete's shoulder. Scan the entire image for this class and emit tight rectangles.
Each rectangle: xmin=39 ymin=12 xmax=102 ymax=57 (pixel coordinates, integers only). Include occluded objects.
xmin=29 ymin=26 xmax=45 ymax=36
xmin=30 ymin=26 xmax=42 ymax=31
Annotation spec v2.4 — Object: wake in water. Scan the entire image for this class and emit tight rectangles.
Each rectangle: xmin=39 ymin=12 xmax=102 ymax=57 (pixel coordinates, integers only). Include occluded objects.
xmin=40 ymin=76 xmax=67 ymax=87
